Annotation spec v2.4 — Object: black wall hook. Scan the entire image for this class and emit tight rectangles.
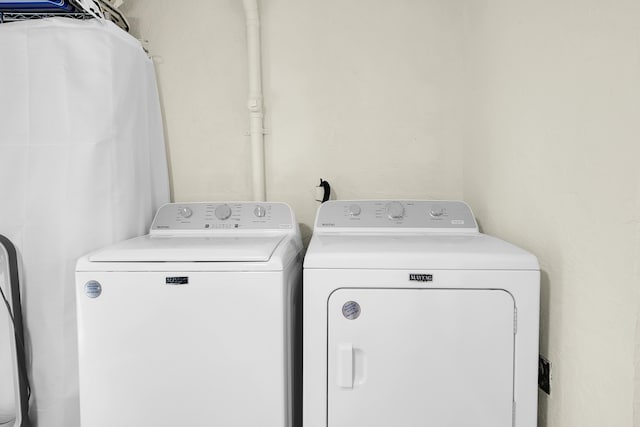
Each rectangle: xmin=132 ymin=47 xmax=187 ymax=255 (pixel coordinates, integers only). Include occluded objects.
xmin=316 ymin=179 xmax=331 ymax=203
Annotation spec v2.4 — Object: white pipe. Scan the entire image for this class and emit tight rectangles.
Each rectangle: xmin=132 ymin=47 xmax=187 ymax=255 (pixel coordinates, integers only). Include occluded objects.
xmin=243 ymin=0 xmax=266 ymax=201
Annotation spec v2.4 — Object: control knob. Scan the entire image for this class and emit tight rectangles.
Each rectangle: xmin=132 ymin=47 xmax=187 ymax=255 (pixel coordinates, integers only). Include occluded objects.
xmin=386 ymin=201 xmax=405 ymax=220
xmin=214 ymin=204 xmax=232 ymax=221
xmin=430 ymin=206 xmax=445 ymax=217
xmin=348 ymin=204 xmax=362 ymax=217
xmin=178 ymin=206 xmax=193 ymax=218
xmin=254 ymin=205 xmax=267 ymax=218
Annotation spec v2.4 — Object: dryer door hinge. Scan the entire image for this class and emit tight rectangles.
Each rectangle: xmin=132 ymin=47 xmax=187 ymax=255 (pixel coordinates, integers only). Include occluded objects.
xmin=514 ymin=307 xmax=518 ymax=334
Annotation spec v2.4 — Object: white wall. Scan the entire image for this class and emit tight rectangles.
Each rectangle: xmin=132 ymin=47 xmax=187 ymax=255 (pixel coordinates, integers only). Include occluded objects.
xmin=122 ymin=1 xmax=640 ymax=425
xmin=261 ymin=0 xmax=466 ymax=237
xmin=464 ymin=1 xmax=640 ymax=426
xmin=122 ymin=0 xmax=466 ymax=242
xmin=123 ymin=0 xmax=252 ymax=202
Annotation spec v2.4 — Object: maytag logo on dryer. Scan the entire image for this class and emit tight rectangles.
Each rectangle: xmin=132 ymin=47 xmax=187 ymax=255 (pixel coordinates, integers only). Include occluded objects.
xmin=166 ymin=276 xmax=189 ymax=285
xmin=409 ymin=274 xmax=433 ymax=282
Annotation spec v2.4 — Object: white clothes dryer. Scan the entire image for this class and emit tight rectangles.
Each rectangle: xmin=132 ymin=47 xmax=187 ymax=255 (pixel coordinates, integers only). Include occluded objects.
xmin=76 ymin=202 xmax=302 ymax=427
xmin=303 ymin=200 xmax=539 ymax=427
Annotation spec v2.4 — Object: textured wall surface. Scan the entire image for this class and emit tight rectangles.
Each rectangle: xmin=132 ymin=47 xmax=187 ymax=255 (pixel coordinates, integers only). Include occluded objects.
xmin=463 ymin=1 xmax=640 ymax=426
xmin=122 ymin=0 xmax=466 ymax=242
xmin=123 ymin=0 xmax=252 ymax=202
xmin=122 ymin=1 xmax=640 ymax=425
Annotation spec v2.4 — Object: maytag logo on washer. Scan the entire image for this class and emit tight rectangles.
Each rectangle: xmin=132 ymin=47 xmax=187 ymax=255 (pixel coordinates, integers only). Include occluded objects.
xmin=409 ymin=273 xmax=433 ymax=282
xmin=166 ymin=276 xmax=189 ymax=285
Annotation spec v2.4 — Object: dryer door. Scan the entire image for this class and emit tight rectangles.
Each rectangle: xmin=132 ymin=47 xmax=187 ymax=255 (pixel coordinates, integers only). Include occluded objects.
xmin=328 ymin=288 xmax=515 ymax=427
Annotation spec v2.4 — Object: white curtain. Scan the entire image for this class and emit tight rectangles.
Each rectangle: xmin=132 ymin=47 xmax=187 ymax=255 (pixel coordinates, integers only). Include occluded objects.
xmin=0 ymin=18 xmax=170 ymax=427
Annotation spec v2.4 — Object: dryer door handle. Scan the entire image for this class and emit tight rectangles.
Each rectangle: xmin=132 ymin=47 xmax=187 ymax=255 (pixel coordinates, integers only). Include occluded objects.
xmin=337 ymin=343 xmax=354 ymax=389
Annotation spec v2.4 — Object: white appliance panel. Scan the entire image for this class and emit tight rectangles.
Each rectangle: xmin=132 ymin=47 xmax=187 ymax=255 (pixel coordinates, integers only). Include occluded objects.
xmin=76 ymin=271 xmax=288 ymax=427
xmin=304 ymin=233 xmax=538 ymax=270
xmin=87 ymin=235 xmax=286 ymax=262
xmin=314 ymin=200 xmax=478 ymax=232
xmin=327 ymin=288 xmax=515 ymax=427
xmin=150 ymin=202 xmax=296 ymax=235
xmin=302 ymin=268 xmax=540 ymax=427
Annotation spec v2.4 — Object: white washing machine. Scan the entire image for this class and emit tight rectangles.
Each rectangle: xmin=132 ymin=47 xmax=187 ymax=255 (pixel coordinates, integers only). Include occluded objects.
xmin=75 ymin=202 xmax=303 ymax=427
xmin=303 ymin=200 xmax=539 ymax=427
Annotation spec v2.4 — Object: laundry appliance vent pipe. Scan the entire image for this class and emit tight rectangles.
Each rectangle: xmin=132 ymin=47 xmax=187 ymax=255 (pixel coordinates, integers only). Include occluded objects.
xmin=243 ymin=0 xmax=266 ymax=201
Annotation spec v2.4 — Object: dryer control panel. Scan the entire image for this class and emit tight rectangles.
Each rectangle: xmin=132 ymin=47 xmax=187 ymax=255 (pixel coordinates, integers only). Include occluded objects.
xmin=314 ymin=200 xmax=478 ymax=232
xmin=150 ymin=202 xmax=295 ymax=235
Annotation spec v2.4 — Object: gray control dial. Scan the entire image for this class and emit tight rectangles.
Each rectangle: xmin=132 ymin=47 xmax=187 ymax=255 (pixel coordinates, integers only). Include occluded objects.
xmin=385 ymin=201 xmax=405 ymax=220
xmin=254 ymin=205 xmax=267 ymax=218
xmin=430 ymin=206 xmax=445 ymax=217
xmin=214 ymin=204 xmax=232 ymax=220
xmin=178 ymin=206 xmax=193 ymax=218
xmin=348 ymin=204 xmax=362 ymax=217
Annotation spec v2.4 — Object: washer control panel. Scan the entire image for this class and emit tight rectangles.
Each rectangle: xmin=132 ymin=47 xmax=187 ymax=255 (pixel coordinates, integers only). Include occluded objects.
xmin=314 ymin=200 xmax=478 ymax=232
xmin=150 ymin=202 xmax=294 ymax=235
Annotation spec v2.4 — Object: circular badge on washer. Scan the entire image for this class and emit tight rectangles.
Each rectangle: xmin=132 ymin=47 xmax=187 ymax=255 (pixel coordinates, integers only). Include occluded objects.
xmin=84 ymin=280 xmax=102 ymax=298
xmin=342 ymin=301 xmax=361 ymax=320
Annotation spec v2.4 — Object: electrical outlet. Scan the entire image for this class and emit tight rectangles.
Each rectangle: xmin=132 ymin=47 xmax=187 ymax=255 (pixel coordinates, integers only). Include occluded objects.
xmin=538 ymin=355 xmax=551 ymax=394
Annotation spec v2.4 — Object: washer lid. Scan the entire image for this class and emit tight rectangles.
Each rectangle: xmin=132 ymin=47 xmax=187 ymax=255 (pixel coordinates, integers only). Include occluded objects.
xmin=88 ymin=235 xmax=286 ymax=262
